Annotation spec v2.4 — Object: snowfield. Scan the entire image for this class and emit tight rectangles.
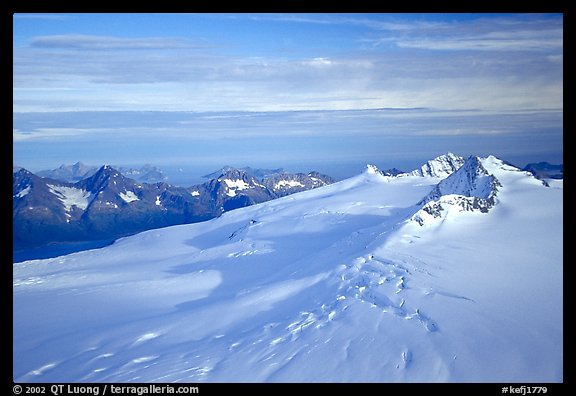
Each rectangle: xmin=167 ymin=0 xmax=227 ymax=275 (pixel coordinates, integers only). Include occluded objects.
xmin=222 ymin=178 xmax=251 ymax=197
xmin=47 ymin=184 xmax=93 ymax=212
xmin=119 ymin=191 xmax=139 ymax=203
xmin=274 ymin=179 xmax=305 ymax=190
xmin=13 ymin=157 xmax=562 ymax=383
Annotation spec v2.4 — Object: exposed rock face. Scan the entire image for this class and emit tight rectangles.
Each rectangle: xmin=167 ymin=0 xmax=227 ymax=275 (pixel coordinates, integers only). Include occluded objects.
xmin=14 ymin=166 xmax=334 ymax=250
xmin=411 ymin=156 xmax=502 ymax=226
xmin=408 ymin=152 xmax=466 ymax=178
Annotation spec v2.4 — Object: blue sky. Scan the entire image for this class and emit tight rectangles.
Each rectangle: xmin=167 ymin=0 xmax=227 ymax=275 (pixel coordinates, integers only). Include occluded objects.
xmin=13 ymin=13 xmax=563 ymax=182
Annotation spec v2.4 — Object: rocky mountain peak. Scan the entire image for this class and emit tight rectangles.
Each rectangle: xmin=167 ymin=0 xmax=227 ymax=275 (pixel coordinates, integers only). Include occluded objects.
xmin=365 ymin=164 xmax=380 ymax=174
xmin=412 ymin=156 xmax=502 ymax=226
xmin=217 ymin=168 xmax=254 ymax=182
xmin=79 ymin=165 xmax=125 ymax=193
xmin=14 ymin=164 xmax=335 ymax=250
xmin=409 ymin=152 xmax=465 ymax=178
xmin=424 ymin=155 xmax=501 ymax=202
xmin=13 ymin=168 xmax=37 ymax=193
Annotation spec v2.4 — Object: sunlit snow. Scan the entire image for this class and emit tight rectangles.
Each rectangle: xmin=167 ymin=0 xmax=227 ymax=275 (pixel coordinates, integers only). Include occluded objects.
xmin=119 ymin=191 xmax=139 ymax=203
xmin=14 ymin=157 xmax=563 ymax=383
xmin=274 ymin=180 xmax=305 ymax=189
xmin=15 ymin=186 xmax=31 ymax=198
xmin=223 ymin=179 xmax=250 ymax=197
xmin=47 ymin=184 xmax=92 ymax=211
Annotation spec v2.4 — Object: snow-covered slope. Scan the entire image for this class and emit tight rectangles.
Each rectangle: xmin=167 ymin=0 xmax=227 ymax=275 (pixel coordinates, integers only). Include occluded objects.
xmin=13 ymin=157 xmax=563 ymax=383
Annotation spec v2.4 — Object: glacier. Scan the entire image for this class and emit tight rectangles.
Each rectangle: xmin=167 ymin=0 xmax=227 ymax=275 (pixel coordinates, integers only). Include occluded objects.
xmin=13 ymin=156 xmax=563 ymax=383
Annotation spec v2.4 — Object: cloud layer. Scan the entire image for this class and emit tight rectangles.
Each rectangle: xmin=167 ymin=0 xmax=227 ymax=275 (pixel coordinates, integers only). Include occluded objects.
xmin=13 ymin=13 xmax=563 ymax=113
xmin=13 ymin=14 xmax=563 ymax=176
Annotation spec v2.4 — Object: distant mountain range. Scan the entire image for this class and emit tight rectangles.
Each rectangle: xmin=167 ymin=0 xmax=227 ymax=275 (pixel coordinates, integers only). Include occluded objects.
xmin=32 ymin=162 xmax=169 ymax=183
xmin=522 ymin=162 xmax=563 ymax=180
xmin=203 ymin=166 xmax=286 ymax=180
xmin=13 ymin=156 xmax=563 ymax=252
xmin=13 ymin=165 xmax=334 ymax=250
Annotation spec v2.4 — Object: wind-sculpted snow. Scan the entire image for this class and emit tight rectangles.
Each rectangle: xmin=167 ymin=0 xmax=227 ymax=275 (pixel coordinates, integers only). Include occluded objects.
xmin=13 ymin=155 xmax=563 ymax=382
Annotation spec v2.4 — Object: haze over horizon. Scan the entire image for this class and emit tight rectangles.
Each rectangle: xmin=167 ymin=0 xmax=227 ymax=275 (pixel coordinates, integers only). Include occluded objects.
xmin=13 ymin=13 xmax=563 ymax=179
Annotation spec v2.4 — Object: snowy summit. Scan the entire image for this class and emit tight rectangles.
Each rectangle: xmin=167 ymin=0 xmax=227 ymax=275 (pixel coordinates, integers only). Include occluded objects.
xmin=408 ymin=152 xmax=465 ymax=178
xmin=13 ymin=154 xmax=562 ymax=383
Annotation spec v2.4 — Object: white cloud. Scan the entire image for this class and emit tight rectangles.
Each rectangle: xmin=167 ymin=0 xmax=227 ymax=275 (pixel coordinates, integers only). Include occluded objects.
xmin=396 ymin=32 xmax=562 ymax=52
xmin=547 ymin=54 xmax=563 ymax=64
xmin=374 ymin=16 xmax=562 ymax=53
xmin=13 ymin=14 xmax=70 ymax=20
xmin=246 ymin=13 xmax=447 ymax=32
xmin=30 ymin=35 xmax=205 ymax=50
xmin=301 ymin=57 xmax=333 ymax=67
xmin=13 ymin=128 xmax=93 ymax=141
xmin=13 ymin=15 xmax=563 ymax=113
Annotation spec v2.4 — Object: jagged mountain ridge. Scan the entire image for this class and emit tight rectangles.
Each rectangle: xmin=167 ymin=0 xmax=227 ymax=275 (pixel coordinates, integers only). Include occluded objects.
xmin=13 ymin=166 xmax=202 ymax=250
xmin=262 ymin=171 xmax=335 ymax=197
xmin=36 ymin=161 xmax=98 ymax=182
xmin=36 ymin=162 xmax=168 ymax=183
xmin=424 ymin=156 xmax=500 ymax=201
xmin=523 ymin=161 xmax=563 ymax=180
xmin=118 ymin=164 xmax=168 ymax=183
xmin=367 ymin=153 xmax=464 ymax=179
xmin=189 ymin=169 xmax=274 ymax=214
xmin=410 ymin=156 xmax=503 ymax=226
xmin=364 ymin=155 xmax=537 ymax=228
xmin=13 ymin=153 xmax=548 ymax=252
xmin=13 ymin=165 xmax=334 ymax=250
xmin=407 ymin=152 xmax=466 ymax=178
xmin=203 ymin=166 xmax=286 ymax=180
xmin=189 ymin=168 xmax=334 ymax=211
